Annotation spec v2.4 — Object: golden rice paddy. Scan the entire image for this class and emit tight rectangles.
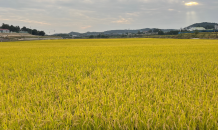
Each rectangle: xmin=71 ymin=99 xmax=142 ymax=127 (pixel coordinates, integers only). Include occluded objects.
xmin=0 ymin=38 xmax=218 ymax=129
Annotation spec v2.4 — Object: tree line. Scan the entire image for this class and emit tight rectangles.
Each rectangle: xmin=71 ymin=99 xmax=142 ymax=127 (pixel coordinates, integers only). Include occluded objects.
xmin=89 ymin=34 xmax=109 ymax=38
xmin=1 ymin=23 xmax=45 ymax=36
xmin=148 ymin=29 xmax=180 ymax=35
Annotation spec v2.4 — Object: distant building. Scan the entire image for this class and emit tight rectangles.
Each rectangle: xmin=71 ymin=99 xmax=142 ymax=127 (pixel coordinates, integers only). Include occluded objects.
xmin=71 ymin=35 xmax=78 ymax=38
xmin=215 ymin=25 xmax=218 ymax=30
xmin=0 ymin=29 xmax=10 ymax=33
xmin=189 ymin=27 xmax=206 ymax=31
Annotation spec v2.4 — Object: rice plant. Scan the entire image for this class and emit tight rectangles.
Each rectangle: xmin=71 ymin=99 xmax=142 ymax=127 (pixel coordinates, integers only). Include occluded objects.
xmin=0 ymin=38 xmax=218 ymax=129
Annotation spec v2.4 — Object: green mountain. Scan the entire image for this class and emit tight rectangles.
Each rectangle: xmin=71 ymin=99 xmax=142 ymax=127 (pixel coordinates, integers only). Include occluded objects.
xmin=186 ymin=22 xmax=218 ymax=29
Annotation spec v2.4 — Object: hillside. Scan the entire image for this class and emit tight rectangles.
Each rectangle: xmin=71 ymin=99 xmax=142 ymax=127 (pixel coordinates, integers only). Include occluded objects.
xmin=68 ymin=32 xmax=81 ymax=35
xmin=186 ymin=22 xmax=218 ymax=29
xmin=53 ymin=22 xmax=218 ymax=37
xmin=54 ymin=28 xmax=176 ymax=36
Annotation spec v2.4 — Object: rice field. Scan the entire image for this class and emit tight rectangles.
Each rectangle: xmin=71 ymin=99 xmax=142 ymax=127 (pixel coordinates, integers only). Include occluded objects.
xmin=0 ymin=38 xmax=218 ymax=129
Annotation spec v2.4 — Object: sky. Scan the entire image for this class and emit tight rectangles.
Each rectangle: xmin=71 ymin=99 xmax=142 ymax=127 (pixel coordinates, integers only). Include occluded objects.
xmin=0 ymin=0 xmax=217 ymax=34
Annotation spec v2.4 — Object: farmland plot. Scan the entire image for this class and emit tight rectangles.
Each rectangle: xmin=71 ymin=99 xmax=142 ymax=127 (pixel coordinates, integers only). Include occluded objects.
xmin=0 ymin=39 xmax=218 ymax=129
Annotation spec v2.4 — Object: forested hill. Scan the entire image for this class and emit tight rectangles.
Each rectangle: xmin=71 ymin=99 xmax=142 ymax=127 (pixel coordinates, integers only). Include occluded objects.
xmin=58 ymin=28 xmax=176 ymax=36
xmin=186 ymin=22 xmax=218 ymax=29
xmin=0 ymin=23 xmax=45 ymax=36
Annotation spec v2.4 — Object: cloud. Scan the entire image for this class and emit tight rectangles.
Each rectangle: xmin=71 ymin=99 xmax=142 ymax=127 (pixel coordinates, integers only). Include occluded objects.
xmin=82 ymin=0 xmax=94 ymax=4
xmin=18 ymin=20 xmax=51 ymax=25
xmin=1 ymin=19 xmax=10 ymax=20
xmin=0 ymin=0 xmax=217 ymax=33
xmin=126 ymin=12 xmax=139 ymax=16
xmin=81 ymin=26 xmax=92 ymax=29
xmin=185 ymin=2 xmax=199 ymax=6
xmin=112 ymin=18 xmax=132 ymax=24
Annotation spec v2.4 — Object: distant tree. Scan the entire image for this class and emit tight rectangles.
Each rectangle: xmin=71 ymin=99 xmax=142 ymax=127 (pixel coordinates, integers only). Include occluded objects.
xmin=1 ymin=23 xmax=10 ymax=29
xmin=205 ymin=25 xmax=214 ymax=29
xmin=27 ymin=29 xmax=33 ymax=34
xmin=21 ymin=26 xmax=27 ymax=31
xmin=137 ymin=31 xmax=142 ymax=34
xmin=121 ymin=34 xmax=126 ymax=38
xmin=9 ymin=25 xmax=20 ymax=32
xmin=153 ymin=29 xmax=160 ymax=32
xmin=0 ymin=24 xmax=20 ymax=32
xmin=38 ymin=31 xmax=45 ymax=36
xmin=181 ymin=29 xmax=189 ymax=32
xmin=10 ymin=25 xmax=14 ymax=31
xmin=158 ymin=30 xmax=164 ymax=35
xmin=148 ymin=28 xmax=160 ymax=33
xmin=32 ymin=29 xmax=38 ymax=35
xmin=1 ymin=24 xmax=46 ymax=35
xmin=16 ymin=26 xmax=20 ymax=32
xmin=165 ymin=30 xmax=179 ymax=35
xmin=96 ymin=34 xmax=109 ymax=38
xmin=89 ymin=35 xmax=94 ymax=38
xmin=194 ymin=30 xmax=199 ymax=35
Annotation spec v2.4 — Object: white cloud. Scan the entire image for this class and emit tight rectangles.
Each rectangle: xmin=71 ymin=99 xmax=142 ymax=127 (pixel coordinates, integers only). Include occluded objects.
xmin=112 ymin=18 xmax=132 ymax=24
xmin=185 ymin=2 xmax=199 ymax=6
xmin=18 ymin=20 xmax=51 ymax=25
xmin=81 ymin=26 xmax=92 ymax=29
xmin=1 ymin=19 xmax=10 ymax=21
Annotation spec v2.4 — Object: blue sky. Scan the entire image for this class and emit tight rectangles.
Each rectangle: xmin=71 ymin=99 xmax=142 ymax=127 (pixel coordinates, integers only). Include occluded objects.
xmin=0 ymin=0 xmax=217 ymax=34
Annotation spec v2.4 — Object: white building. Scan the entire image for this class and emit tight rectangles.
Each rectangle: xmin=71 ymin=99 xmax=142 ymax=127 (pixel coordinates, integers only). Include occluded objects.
xmin=0 ymin=29 xmax=10 ymax=33
xmin=189 ymin=27 xmax=206 ymax=31
xmin=215 ymin=25 xmax=218 ymax=30
xmin=72 ymin=35 xmax=77 ymax=37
